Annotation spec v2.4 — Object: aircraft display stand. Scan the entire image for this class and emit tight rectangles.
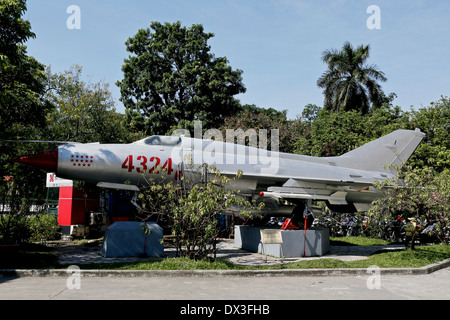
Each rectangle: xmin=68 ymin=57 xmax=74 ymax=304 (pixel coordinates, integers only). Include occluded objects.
xmin=234 ymin=225 xmax=329 ymax=258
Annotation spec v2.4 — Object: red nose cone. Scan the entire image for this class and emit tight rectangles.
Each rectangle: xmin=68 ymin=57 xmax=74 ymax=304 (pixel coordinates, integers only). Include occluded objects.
xmin=10 ymin=149 xmax=58 ymax=172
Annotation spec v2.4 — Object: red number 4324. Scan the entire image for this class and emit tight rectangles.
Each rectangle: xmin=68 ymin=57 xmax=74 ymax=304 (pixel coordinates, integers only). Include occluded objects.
xmin=121 ymin=155 xmax=173 ymax=175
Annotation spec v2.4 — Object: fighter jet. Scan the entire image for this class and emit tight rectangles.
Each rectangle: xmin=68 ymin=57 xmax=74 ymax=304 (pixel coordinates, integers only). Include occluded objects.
xmin=10 ymin=129 xmax=425 ymax=220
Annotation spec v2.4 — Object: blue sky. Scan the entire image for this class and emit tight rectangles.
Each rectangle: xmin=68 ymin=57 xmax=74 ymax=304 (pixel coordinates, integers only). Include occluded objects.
xmin=24 ymin=0 xmax=450 ymax=120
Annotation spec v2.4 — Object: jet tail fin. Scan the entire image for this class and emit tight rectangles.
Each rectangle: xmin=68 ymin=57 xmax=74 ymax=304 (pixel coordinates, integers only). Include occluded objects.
xmin=331 ymin=129 xmax=425 ymax=173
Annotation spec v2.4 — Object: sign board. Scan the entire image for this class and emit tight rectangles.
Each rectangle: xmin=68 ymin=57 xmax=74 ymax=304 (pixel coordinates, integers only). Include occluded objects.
xmin=46 ymin=173 xmax=73 ymax=188
xmin=260 ymin=229 xmax=283 ymax=244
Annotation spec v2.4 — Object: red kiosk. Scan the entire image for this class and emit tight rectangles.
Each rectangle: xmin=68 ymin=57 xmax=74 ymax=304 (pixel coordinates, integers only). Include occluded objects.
xmin=47 ymin=173 xmax=134 ymax=238
xmin=47 ymin=173 xmax=100 ymax=237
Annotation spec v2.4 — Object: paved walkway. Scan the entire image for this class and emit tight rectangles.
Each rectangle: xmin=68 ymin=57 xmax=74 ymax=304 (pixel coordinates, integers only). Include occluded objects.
xmin=1 ymin=263 xmax=450 ymax=300
xmin=2 ymin=240 xmax=450 ymax=301
xmin=51 ymin=239 xmax=404 ymax=267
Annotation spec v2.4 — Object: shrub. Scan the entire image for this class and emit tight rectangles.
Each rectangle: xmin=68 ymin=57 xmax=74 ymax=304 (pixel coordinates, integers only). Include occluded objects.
xmin=28 ymin=214 xmax=61 ymax=243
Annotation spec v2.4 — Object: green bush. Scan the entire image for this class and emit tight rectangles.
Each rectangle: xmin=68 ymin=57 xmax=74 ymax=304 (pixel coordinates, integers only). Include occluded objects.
xmin=0 ymin=215 xmax=31 ymax=245
xmin=28 ymin=214 xmax=61 ymax=243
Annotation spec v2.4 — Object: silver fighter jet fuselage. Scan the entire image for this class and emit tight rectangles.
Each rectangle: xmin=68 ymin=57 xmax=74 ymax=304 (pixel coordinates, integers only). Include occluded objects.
xmin=11 ymin=129 xmax=425 ymax=213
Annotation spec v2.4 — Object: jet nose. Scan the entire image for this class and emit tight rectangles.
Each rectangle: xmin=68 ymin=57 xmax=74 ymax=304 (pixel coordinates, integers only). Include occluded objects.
xmin=10 ymin=149 xmax=58 ymax=172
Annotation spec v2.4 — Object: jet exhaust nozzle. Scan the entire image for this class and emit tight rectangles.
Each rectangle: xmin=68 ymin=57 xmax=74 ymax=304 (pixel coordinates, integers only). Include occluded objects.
xmin=10 ymin=149 xmax=58 ymax=172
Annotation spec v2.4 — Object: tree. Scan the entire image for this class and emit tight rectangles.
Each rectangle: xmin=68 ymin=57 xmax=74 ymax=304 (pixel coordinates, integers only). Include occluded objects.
xmin=294 ymin=97 xmax=449 ymax=173
xmin=293 ymin=105 xmax=405 ymax=157
xmin=403 ymin=96 xmax=450 ymax=173
xmin=220 ymin=104 xmax=297 ymax=153
xmin=0 ymin=0 xmax=51 ymax=140
xmin=317 ymin=42 xmax=387 ymax=114
xmin=137 ymin=164 xmax=257 ymax=260
xmin=44 ymin=65 xmax=139 ymax=143
xmin=369 ymin=165 xmax=449 ymax=248
xmin=0 ymin=0 xmax=51 ymax=244
xmin=117 ymin=21 xmax=246 ymax=136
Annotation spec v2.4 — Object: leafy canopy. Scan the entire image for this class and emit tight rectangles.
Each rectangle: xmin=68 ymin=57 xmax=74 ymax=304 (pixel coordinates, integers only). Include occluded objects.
xmin=138 ymin=164 xmax=260 ymax=260
xmin=44 ymin=65 xmax=138 ymax=143
xmin=117 ymin=21 xmax=246 ymax=136
xmin=317 ymin=42 xmax=387 ymax=114
xmin=0 ymin=0 xmax=52 ymax=244
xmin=0 ymin=0 xmax=51 ymax=139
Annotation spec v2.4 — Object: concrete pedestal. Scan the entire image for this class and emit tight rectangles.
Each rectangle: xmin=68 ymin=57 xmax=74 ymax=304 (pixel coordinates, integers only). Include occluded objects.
xmin=234 ymin=225 xmax=329 ymax=257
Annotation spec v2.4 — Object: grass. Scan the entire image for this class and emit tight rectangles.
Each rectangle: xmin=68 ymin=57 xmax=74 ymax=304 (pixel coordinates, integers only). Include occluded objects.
xmin=262 ymin=244 xmax=450 ymax=269
xmin=80 ymin=257 xmax=247 ymax=271
xmin=1 ymin=238 xmax=449 ymax=270
xmin=329 ymin=236 xmax=392 ymax=246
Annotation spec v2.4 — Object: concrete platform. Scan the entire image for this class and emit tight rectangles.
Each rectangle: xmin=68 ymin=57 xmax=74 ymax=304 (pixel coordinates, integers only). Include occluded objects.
xmin=234 ymin=225 xmax=329 ymax=258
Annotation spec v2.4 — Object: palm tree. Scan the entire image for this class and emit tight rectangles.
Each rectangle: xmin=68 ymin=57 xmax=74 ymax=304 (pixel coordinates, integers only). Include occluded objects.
xmin=317 ymin=42 xmax=387 ymax=114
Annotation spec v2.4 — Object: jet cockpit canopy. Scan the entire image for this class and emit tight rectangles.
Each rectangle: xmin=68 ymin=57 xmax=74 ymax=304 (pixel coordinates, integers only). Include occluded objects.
xmin=133 ymin=135 xmax=182 ymax=146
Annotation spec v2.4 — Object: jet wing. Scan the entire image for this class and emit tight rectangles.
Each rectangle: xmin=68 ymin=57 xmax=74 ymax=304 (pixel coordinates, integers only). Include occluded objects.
xmin=96 ymin=182 xmax=140 ymax=191
xmin=260 ymin=178 xmax=380 ymax=206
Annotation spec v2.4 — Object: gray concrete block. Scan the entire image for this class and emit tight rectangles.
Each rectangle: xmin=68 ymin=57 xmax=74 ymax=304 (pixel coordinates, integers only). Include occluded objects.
xmin=234 ymin=225 xmax=329 ymax=257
